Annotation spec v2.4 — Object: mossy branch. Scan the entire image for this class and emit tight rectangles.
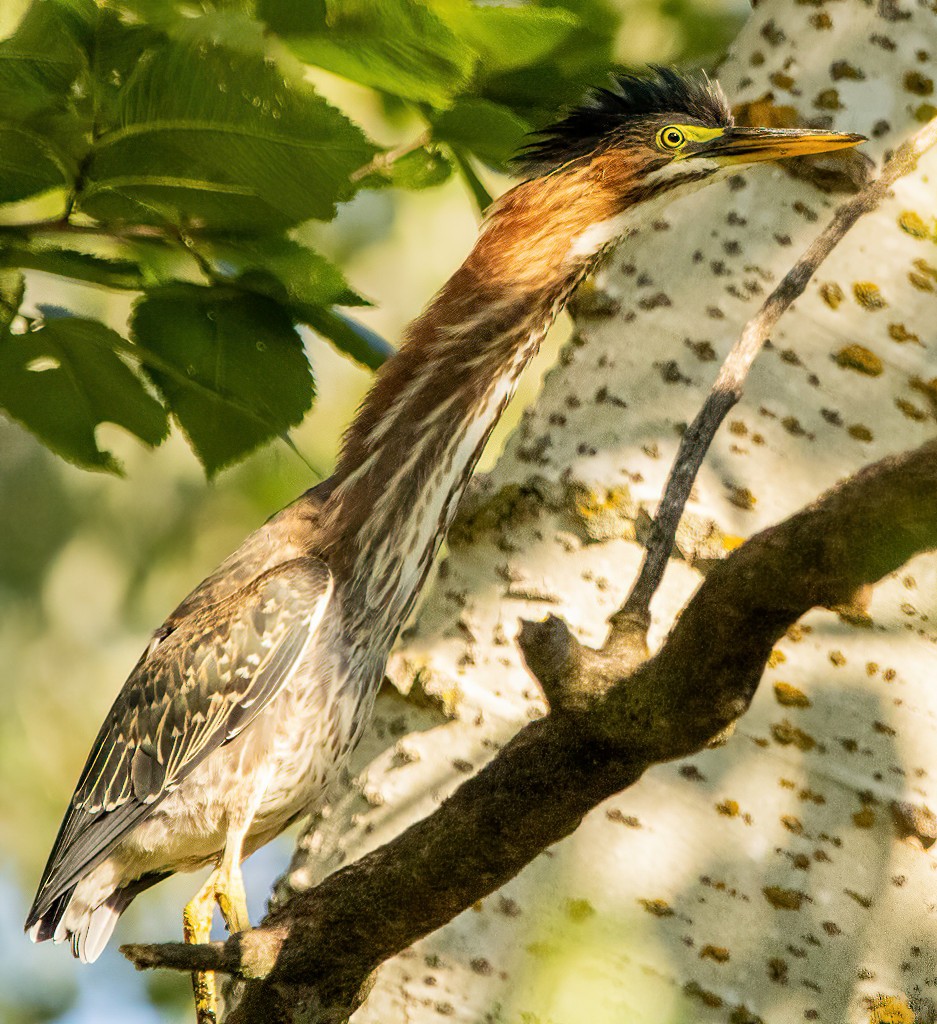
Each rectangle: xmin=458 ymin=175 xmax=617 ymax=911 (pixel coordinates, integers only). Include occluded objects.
xmin=122 ymin=439 xmax=937 ymax=1023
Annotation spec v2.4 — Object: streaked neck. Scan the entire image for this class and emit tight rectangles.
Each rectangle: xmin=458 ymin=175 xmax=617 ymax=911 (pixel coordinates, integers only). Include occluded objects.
xmin=321 ymin=167 xmax=629 ymax=637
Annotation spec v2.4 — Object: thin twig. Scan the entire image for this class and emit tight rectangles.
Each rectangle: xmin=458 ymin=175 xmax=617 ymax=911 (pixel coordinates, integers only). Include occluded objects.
xmin=623 ymin=116 xmax=937 ymax=622
xmin=349 ymin=131 xmax=432 ymax=183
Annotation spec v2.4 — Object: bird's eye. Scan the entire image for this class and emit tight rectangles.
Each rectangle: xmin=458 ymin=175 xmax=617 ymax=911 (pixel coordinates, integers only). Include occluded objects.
xmin=657 ymin=126 xmax=686 ymax=150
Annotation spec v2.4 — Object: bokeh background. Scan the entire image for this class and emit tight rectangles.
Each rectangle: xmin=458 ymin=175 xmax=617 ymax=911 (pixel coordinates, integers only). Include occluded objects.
xmin=0 ymin=2 xmax=746 ymax=1020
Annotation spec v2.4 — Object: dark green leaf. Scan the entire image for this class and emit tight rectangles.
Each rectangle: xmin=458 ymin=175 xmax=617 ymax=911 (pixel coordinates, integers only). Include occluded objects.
xmin=79 ymin=28 xmax=375 ymax=229
xmin=0 ymin=126 xmax=73 ymax=203
xmin=0 ymin=236 xmax=146 ymax=289
xmin=201 ymin=236 xmax=366 ymax=308
xmin=0 ymin=0 xmax=94 ymax=122
xmin=479 ymin=0 xmax=621 ymax=124
xmin=261 ymin=0 xmax=473 ymax=107
xmin=302 ymin=306 xmax=393 ymax=370
xmin=431 ymin=100 xmax=531 ymax=170
xmin=131 ymin=284 xmax=314 ymax=474
xmin=0 ymin=312 xmax=169 ymax=473
xmin=450 ymin=149 xmax=493 ymax=215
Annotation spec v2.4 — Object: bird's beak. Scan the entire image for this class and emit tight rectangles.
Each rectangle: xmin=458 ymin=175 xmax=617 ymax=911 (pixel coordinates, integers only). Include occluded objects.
xmin=701 ymin=126 xmax=866 ymax=165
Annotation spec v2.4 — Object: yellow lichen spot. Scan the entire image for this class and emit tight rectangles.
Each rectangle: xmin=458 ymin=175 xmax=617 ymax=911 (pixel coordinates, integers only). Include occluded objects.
xmin=781 ymin=814 xmax=804 ymax=834
xmin=639 ymin=898 xmax=674 ymax=918
xmin=897 ymin=210 xmax=930 ymax=238
xmin=888 ymin=322 xmax=921 ymax=345
xmin=762 ymin=885 xmax=808 ymax=911
xmin=716 ymin=799 xmax=740 ymax=817
xmin=915 ymin=102 xmax=937 ymax=123
xmin=830 ymin=650 xmax=846 ymax=666
xmin=911 ymin=376 xmax=937 ymax=409
xmin=914 ymin=256 xmax=937 ymax=280
xmin=774 ymin=682 xmax=811 ymax=707
xmin=835 ymin=344 xmax=883 ymax=375
xmin=567 ymin=483 xmax=636 ymax=542
xmin=728 ymin=485 xmax=756 ymax=511
xmin=772 ymin=720 xmax=816 ymax=751
xmin=909 ymin=270 xmax=935 ymax=291
xmin=895 ymin=397 xmax=927 ymax=422
xmin=904 ymin=70 xmax=935 ymax=96
xmin=853 ymin=807 xmax=876 ymax=829
xmin=819 ymin=281 xmax=844 ymax=309
xmin=722 ymin=534 xmax=745 ymax=552
xmin=729 ymin=419 xmax=748 ymax=436
xmin=700 ymin=945 xmax=731 ymax=963
xmin=814 ymin=88 xmax=842 ymax=110
xmin=853 ymin=282 xmax=887 ymax=310
xmin=564 ymin=898 xmax=595 ymax=923
xmin=767 ymin=648 xmax=787 ymax=668
xmin=731 ymin=1007 xmax=765 ymax=1024
xmin=848 ymin=424 xmax=874 ymax=442
xmin=867 ymin=994 xmax=915 ymax=1024
xmin=683 ymin=982 xmax=723 ymax=1009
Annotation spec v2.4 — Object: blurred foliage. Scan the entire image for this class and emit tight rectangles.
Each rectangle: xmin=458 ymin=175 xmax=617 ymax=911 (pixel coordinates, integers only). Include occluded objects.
xmin=0 ymin=0 xmax=628 ymax=476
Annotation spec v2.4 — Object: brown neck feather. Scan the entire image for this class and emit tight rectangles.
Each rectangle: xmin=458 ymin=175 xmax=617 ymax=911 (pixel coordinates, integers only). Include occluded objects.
xmin=318 ymin=160 xmax=638 ymax=635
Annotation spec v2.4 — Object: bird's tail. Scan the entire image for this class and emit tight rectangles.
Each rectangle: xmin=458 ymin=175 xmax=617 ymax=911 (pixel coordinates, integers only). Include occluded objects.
xmin=25 ymin=872 xmax=167 ymax=963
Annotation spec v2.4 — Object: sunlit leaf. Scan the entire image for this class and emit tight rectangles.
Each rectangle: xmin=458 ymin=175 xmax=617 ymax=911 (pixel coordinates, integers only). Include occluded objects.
xmin=0 ymin=310 xmax=169 ymax=473
xmin=131 ymin=284 xmax=314 ymax=474
xmin=260 ymin=0 xmax=473 ymax=107
xmin=79 ymin=30 xmax=375 ymax=229
xmin=441 ymin=4 xmax=578 ymax=75
xmin=359 ymin=145 xmax=454 ymax=191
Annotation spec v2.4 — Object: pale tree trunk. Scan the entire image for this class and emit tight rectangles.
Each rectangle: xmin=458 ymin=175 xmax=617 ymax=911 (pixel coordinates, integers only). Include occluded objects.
xmin=126 ymin=1 xmax=937 ymax=1021
xmin=275 ymin=3 xmax=937 ymax=1022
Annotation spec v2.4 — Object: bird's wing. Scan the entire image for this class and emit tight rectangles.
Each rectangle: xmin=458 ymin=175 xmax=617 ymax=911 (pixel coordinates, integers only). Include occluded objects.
xmin=27 ymin=556 xmax=333 ymax=921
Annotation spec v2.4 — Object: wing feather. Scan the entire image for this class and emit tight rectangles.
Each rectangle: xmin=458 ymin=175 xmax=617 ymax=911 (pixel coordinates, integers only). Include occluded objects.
xmin=26 ymin=556 xmax=333 ymax=925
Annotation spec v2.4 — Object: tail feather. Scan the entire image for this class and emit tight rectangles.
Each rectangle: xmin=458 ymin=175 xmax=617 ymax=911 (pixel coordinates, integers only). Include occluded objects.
xmin=26 ymin=871 xmax=169 ymax=962
xmin=26 ymin=886 xmax=75 ymax=944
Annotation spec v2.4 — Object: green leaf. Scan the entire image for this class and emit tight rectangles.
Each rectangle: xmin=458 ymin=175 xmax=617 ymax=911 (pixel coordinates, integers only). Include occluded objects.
xmin=479 ymin=0 xmax=621 ymax=124
xmin=201 ymin=236 xmax=366 ymax=308
xmin=261 ymin=0 xmax=473 ymax=107
xmin=0 ymin=312 xmax=169 ymax=473
xmin=441 ymin=4 xmax=578 ymax=75
xmin=450 ymin=149 xmax=492 ymax=215
xmin=0 ymin=236 xmax=146 ymax=290
xmin=0 ymin=125 xmax=73 ymax=203
xmin=431 ymin=100 xmax=531 ymax=171
xmin=79 ymin=29 xmax=375 ymax=229
xmin=0 ymin=0 xmax=94 ymax=122
xmin=360 ymin=145 xmax=454 ymax=191
xmin=302 ymin=305 xmax=393 ymax=370
xmin=131 ymin=284 xmax=314 ymax=474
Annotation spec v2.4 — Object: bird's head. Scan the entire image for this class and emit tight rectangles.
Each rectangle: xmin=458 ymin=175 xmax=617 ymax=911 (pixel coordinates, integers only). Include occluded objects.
xmin=492 ymin=66 xmax=864 ymax=270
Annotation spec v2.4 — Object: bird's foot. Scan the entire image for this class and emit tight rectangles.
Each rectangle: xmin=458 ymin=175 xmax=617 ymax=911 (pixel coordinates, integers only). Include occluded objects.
xmin=214 ymin=858 xmax=250 ymax=936
xmin=183 ymin=875 xmax=219 ymax=1024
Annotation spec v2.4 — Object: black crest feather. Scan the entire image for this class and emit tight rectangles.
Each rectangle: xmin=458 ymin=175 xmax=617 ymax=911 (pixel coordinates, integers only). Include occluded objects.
xmin=514 ymin=65 xmax=732 ymax=176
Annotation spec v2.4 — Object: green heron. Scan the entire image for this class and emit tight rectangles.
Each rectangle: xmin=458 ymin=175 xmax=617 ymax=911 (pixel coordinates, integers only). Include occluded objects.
xmin=25 ymin=66 xmax=862 ymax=1004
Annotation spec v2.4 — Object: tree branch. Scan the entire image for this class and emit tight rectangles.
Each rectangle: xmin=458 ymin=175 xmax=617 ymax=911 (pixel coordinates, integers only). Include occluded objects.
xmin=622 ymin=114 xmax=937 ymax=622
xmin=122 ymin=438 xmax=937 ymax=1023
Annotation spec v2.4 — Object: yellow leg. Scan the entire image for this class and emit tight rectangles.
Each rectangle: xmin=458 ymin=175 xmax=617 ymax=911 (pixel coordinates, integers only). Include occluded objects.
xmin=215 ymin=828 xmax=250 ymax=935
xmin=183 ymin=873 xmax=219 ymax=1024
xmin=181 ymin=830 xmax=252 ymax=1024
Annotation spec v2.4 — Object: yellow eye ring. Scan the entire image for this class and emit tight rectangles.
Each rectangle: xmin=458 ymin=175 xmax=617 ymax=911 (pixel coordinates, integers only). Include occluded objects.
xmin=657 ymin=126 xmax=686 ymax=150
